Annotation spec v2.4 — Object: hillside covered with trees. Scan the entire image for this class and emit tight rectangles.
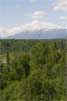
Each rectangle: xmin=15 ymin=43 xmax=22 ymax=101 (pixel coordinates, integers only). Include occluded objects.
xmin=0 ymin=39 xmax=66 ymax=101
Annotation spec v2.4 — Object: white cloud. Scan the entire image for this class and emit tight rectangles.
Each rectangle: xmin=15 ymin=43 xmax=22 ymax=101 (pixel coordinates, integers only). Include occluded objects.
xmin=32 ymin=11 xmax=47 ymax=20
xmin=0 ymin=20 xmax=64 ymax=38
xmin=60 ymin=16 xmax=67 ymax=20
xmin=16 ymin=4 xmax=23 ymax=10
xmin=29 ymin=0 xmax=38 ymax=3
xmin=16 ymin=4 xmax=21 ymax=9
xmin=54 ymin=0 xmax=67 ymax=11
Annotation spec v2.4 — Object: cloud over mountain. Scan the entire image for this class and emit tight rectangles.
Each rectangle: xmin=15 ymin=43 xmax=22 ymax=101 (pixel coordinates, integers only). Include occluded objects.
xmin=8 ymin=29 xmax=67 ymax=39
xmin=0 ymin=20 xmax=64 ymax=38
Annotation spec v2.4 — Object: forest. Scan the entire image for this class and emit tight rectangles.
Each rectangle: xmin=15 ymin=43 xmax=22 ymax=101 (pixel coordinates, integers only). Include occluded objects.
xmin=0 ymin=39 xmax=66 ymax=101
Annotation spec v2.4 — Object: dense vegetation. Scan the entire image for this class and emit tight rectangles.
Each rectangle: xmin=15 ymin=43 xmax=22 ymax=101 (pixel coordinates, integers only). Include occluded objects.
xmin=0 ymin=39 xmax=66 ymax=101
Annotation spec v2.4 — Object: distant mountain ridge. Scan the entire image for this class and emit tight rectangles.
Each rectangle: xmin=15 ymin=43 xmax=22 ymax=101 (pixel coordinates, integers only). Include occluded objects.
xmin=1 ymin=29 xmax=67 ymax=39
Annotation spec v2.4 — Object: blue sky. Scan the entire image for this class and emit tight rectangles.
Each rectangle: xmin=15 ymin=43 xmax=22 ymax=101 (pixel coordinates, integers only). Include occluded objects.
xmin=0 ymin=0 xmax=67 ymax=37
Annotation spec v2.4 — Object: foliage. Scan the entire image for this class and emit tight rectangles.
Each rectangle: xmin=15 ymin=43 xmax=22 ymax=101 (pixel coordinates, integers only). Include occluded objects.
xmin=0 ymin=39 xmax=66 ymax=101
